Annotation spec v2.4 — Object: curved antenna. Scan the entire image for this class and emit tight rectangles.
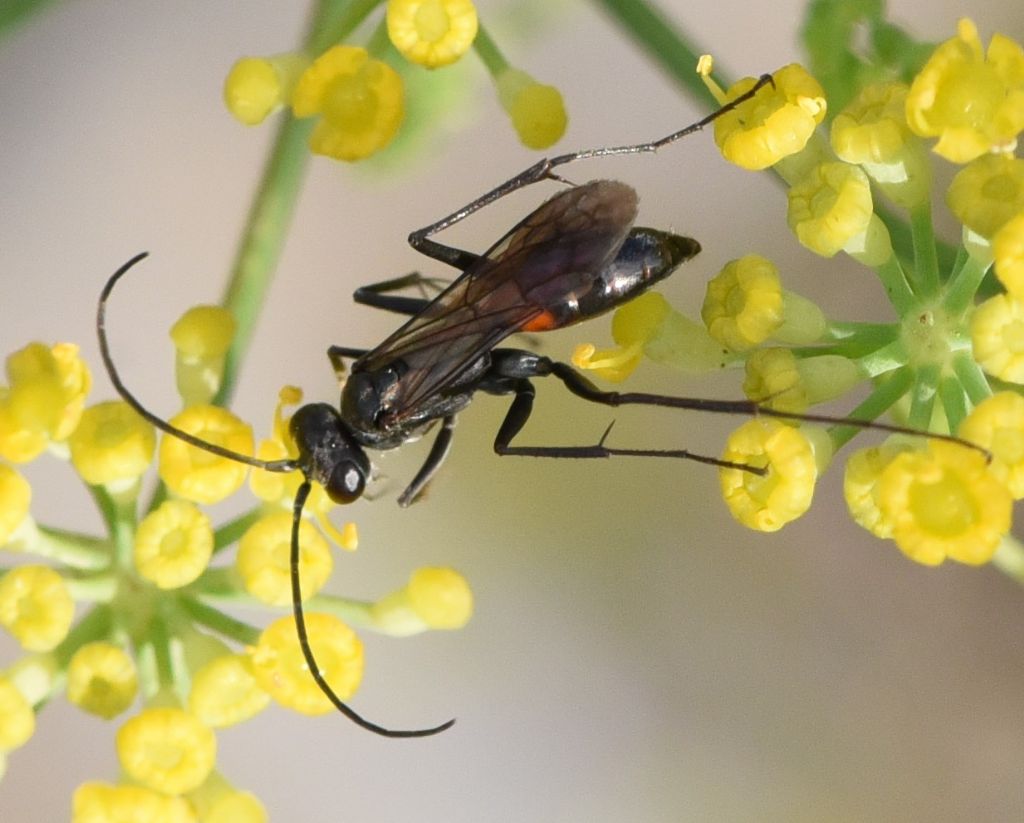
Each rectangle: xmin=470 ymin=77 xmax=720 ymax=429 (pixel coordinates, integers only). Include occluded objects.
xmin=97 ymin=253 xmax=299 ymax=474
xmin=290 ymin=482 xmax=456 ymax=738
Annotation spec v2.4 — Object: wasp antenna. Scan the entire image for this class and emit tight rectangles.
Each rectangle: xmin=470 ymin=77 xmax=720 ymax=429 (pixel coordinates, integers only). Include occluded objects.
xmin=97 ymin=254 xmax=299 ymax=474
xmin=756 ymin=406 xmax=992 ymax=462
xmin=289 ymin=483 xmax=455 ymax=738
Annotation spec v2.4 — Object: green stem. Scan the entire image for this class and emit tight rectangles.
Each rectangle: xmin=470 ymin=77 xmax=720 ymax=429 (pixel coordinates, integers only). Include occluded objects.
xmin=178 ymin=596 xmax=261 ymax=646
xmin=992 ymin=535 xmax=1024 ymax=587
xmin=854 ymin=338 xmax=908 ymax=377
xmin=304 ymin=593 xmax=375 ymax=630
xmin=52 ymin=605 xmax=113 ymax=668
xmin=63 ymin=572 xmax=118 ymax=603
xmin=590 ymin=0 xmax=721 ymax=108
xmin=941 ymin=254 xmax=991 ymax=316
xmin=473 ymin=24 xmax=510 ymax=75
xmin=828 ymin=367 xmax=913 ymax=451
xmin=909 ymin=202 xmax=940 ymax=296
xmin=952 ymin=351 xmax=993 ymax=405
xmin=0 ymin=0 xmax=59 ymax=39
xmin=32 ymin=525 xmax=111 ymax=570
xmin=937 ymin=373 xmax=968 ymax=434
xmin=213 ymin=0 xmax=377 ymax=407
xmin=874 ymin=254 xmax=916 ymax=314
xmin=213 ymin=507 xmax=265 ymax=554
xmin=907 ymin=363 xmax=940 ymax=430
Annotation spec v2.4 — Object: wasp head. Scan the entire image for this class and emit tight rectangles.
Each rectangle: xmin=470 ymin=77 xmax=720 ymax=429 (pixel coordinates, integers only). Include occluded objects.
xmin=289 ymin=403 xmax=371 ymax=504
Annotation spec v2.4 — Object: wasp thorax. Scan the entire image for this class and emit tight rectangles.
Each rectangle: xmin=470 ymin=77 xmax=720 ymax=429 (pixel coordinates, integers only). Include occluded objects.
xmin=288 ymin=403 xmax=371 ymax=504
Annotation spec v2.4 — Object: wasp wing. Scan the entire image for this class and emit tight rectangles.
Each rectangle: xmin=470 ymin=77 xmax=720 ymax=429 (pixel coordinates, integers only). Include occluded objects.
xmin=356 ymin=180 xmax=639 ymax=425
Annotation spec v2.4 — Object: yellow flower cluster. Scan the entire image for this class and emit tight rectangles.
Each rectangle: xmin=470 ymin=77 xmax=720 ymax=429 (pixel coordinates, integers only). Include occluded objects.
xmin=575 ymin=21 xmax=1024 ymax=569
xmin=0 ymin=306 xmax=472 ymax=814
xmin=221 ymin=0 xmax=567 ymax=160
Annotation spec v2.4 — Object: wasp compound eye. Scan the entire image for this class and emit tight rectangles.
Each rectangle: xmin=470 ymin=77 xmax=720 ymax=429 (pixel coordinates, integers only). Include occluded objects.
xmin=289 ymin=403 xmax=370 ymax=503
xmin=327 ymin=460 xmax=366 ymax=504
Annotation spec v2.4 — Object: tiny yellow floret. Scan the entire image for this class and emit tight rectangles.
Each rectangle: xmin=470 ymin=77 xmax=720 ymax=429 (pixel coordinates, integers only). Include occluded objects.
xmin=993 ymin=213 xmax=1024 ymax=296
xmin=249 ymin=613 xmax=364 ymax=715
xmin=188 ymin=653 xmax=271 ymax=728
xmin=971 ymin=292 xmax=1024 ymax=383
xmin=0 ymin=564 xmax=74 ymax=651
xmin=0 ymin=342 xmax=91 ymax=463
xmin=905 ymin=18 xmax=1024 ymax=163
xmin=843 ymin=442 xmax=913 ymax=539
xmin=73 ymin=781 xmax=197 ymax=823
xmin=496 ymin=69 xmax=567 ymax=150
xmin=134 ymin=500 xmax=214 ymax=589
xmin=69 ymin=401 xmax=155 ymax=487
xmin=712 ymin=64 xmax=827 ymax=170
xmin=878 ymin=440 xmax=1012 ymax=565
xmin=0 ymin=463 xmax=31 ymax=545
xmin=292 ymin=45 xmax=404 ymax=161
xmin=0 ymin=675 xmax=35 ymax=751
xmin=702 ymin=254 xmax=784 ymax=351
xmin=116 ymin=706 xmax=217 ymax=794
xmin=387 ymin=0 xmax=478 ymax=68
xmin=958 ymin=392 xmax=1024 ymax=498
xmin=787 ymin=161 xmax=874 ymax=257
xmin=158 ymin=405 xmax=253 ymax=504
xmin=171 ymin=305 xmax=236 ymax=406
xmin=742 ymin=348 xmax=806 ymax=412
xmin=66 ymin=641 xmax=139 ymax=719
xmin=719 ymin=419 xmax=818 ymax=531
xmin=236 ymin=511 xmax=332 ymax=606
xmin=224 ymin=53 xmax=308 ymax=126
xmin=407 ymin=566 xmax=473 ymax=628
xmin=946 ymin=153 xmax=1024 ymax=239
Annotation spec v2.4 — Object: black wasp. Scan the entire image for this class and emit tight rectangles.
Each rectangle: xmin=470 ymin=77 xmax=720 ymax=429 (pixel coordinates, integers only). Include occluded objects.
xmin=97 ymin=74 xmax=976 ymax=738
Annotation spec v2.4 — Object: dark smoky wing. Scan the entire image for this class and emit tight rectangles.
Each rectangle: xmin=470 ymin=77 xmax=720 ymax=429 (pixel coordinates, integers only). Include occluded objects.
xmin=358 ymin=180 xmax=639 ymax=422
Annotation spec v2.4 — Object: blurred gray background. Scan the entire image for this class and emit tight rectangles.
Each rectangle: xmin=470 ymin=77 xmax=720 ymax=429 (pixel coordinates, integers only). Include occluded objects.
xmin=2 ymin=1 xmax=1024 ymax=820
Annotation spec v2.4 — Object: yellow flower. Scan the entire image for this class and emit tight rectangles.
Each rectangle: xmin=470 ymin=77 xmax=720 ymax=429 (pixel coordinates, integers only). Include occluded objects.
xmin=158 ymin=405 xmax=253 ymax=504
xmin=188 ymin=653 xmax=270 ymax=728
xmin=787 ymin=161 xmax=876 ymax=258
xmin=957 ymin=392 xmax=1024 ymax=498
xmin=68 ymin=401 xmax=155 ymax=487
xmin=0 ymin=675 xmax=35 ymax=751
xmin=709 ymin=64 xmax=827 ymax=170
xmin=906 ymin=18 xmax=1024 ymax=163
xmin=235 ymin=511 xmax=332 ymax=607
xmin=170 ymin=306 xmax=237 ymax=407
xmin=292 ymin=45 xmax=404 ymax=162
xmin=249 ymin=613 xmax=364 ymax=715
xmin=702 ymin=254 xmax=784 ymax=351
xmin=718 ymin=419 xmax=820 ymax=531
xmin=993 ymin=213 xmax=1024 ymax=296
xmin=0 ymin=565 xmax=74 ymax=651
xmin=73 ymin=781 xmax=196 ymax=823
xmin=878 ymin=440 xmax=1012 ymax=565
xmin=66 ymin=642 xmax=138 ymax=719
xmin=387 ymin=0 xmax=478 ymax=69
xmin=134 ymin=500 xmax=214 ymax=590
xmin=831 ymin=81 xmax=932 ymax=208
xmin=372 ymin=566 xmax=473 ymax=635
xmin=743 ymin=348 xmax=805 ymax=412
xmin=0 ymin=342 xmax=91 ymax=463
xmin=971 ymin=292 xmax=1024 ymax=383
xmin=116 ymin=706 xmax=217 ymax=794
xmin=0 ymin=463 xmax=31 ymax=545
xmin=495 ymin=69 xmax=567 ymax=150
xmin=744 ymin=349 xmax=861 ymax=413
xmin=946 ymin=153 xmax=1024 ymax=239
xmin=843 ymin=442 xmax=914 ymax=539
xmin=224 ymin=53 xmax=308 ymax=126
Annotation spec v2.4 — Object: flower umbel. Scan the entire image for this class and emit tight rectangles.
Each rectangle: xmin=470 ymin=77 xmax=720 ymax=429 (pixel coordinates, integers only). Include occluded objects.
xmin=581 ymin=21 xmax=1024 ymax=571
xmin=0 ymin=310 xmax=471 ymax=807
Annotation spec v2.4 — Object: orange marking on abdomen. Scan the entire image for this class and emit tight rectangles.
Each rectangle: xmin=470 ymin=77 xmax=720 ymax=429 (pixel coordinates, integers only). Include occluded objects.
xmin=521 ymin=310 xmax=558 ymax=332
